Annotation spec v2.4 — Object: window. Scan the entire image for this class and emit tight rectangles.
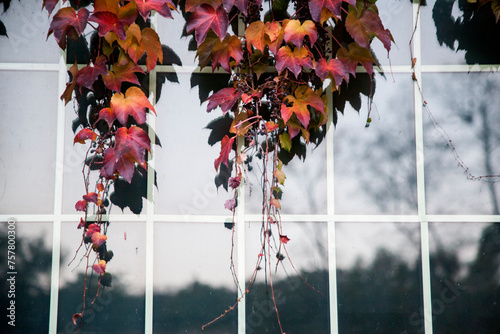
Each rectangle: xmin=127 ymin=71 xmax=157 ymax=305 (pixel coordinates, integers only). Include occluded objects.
xmin=1 ymin=1 xmax=499 ymax=333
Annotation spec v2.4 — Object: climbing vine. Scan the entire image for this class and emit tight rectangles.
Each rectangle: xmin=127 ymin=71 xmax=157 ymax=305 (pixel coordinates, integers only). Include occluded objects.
xmin=42 ymin=0 xmax=394 ymax=331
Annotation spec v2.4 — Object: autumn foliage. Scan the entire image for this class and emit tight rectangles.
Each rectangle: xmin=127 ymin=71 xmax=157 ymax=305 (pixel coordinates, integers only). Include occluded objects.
xmin=44 ymin=0 xmax=392 ymax=331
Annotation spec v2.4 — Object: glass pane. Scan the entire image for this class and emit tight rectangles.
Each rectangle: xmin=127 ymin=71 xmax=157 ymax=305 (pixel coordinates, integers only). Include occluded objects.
xmin=336 ymin=222 xmax=423 ymax=333
xmin=245 ymin=144 xmax=327 ymax=215
xmin=334 ymin=73 xmax=417 ymax=215
xmin=0 ymin=221 xmax=52 ymax=333
xmin=423 ymin=72 xmax=500 ymax=215
xmin=0 ymin=1 xmax=59 ymax=63
xmin=421 ymin=0 xmax=500 ymax=65
xmin=371 ymin=0 xmax=413 ymax=66
xmin=157 ymin=11 xmax=196 ymax=68
xmin=58 ymin=221 xmax=146 ymax=333
xmin=62 ymin=102 xmax=148 ymax=215
xmin=245 ymin=221 xmax=330 ymax=333
xmin=155 ymin=73 xmax=231 ymax=215
xmin=153 ymin=222 xmax=237 ymax=333
xmin=0 ymin=71 xmax=58 ymax=214
xmin=429 ymin=222 xmax=500 ymax=333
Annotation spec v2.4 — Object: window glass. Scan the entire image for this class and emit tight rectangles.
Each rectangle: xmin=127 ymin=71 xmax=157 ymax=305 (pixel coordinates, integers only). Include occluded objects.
xmin=245 ymin=221 xmax=330 ymax=333
xmin=58 ymin=221 xmax=147 ymax=333
xmin=334 ymin=73 xmax=417 ymax=215
xmin=245 ymin=144 xmax=328 ymax=215
xmin=423 ymin=72 xmax=500 ymax=215
xmin=0 ymin=222 xmax=52 ymax=333
xmin=429 ymin=222 xmax=500 ymax=333
xmin=0 ymin=71 xmax=58 ymax=214
xmin=336 ymin=222 xmax=423 ymax=333
xmin=420 ymin=0 xmax=500 ymax=65
xmin=154 ymin=73 xmax=231 ymax=215
xmin=156 ymin=11 xmax=196 ymax=68
xmin=0 ymin=1 xmax=59 ymax=63
xmin=153 ymin=222 xmax=237 ymax=333
xmin=371 ymin=0 xmax=413 ymax=66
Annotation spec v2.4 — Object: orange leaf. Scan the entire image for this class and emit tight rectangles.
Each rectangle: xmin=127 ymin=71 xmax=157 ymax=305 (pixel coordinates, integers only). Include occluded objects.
xmin=92 ymin=260 xmax=107 ymax=275
xmin=276 ymin=46 xmax=313 ymax=78
xmin=61 ymin=62 xmax=79 ymax=105
xmin=280 ymin=85 xmax=324 ymax=128
xmin=74 ymin=128 xmax=98 ymax=144
xmin=270 ymin=198 xmax=281 ymax=209
xmin=211 ymin=34 xmax=243 ymax=72
xmin=102 ymin=61 xmax=145 ymax=92
xmin=283 ymin=19 xmax=317 ymax=49
xmin=279 ymin=235 xmax=290 ymax=244
xmin=315 ymin=57 xmax=347 ymax=87
xmin=110 ymin=87 xmax=155 ymax=125
xmin=337 ymin=42 xmax=377 ymax=77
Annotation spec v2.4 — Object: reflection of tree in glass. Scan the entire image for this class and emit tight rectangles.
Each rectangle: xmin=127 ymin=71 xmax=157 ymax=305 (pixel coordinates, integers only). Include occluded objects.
xmin=431 ymin=0 xmax=500 ymax=65
xmin=0 ymin=228 xmax=52 ymax=333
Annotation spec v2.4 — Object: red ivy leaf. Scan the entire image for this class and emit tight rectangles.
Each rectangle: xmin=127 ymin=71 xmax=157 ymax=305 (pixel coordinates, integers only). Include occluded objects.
xmin=283 ymin=19 xmax=317 ymax=49
xmin=88 ymin=11 xmax=126 ymax=40
xmin=276 ymin=46 xmax=313 ymax=78
xmin=281 ymin=85 xmax=324 ymax=128
xmin=308 ymin=0 xmax=355 ymax=22
xmin=337 ymin=42 xmax=377 ymax=77
xmin=72 ymin=313 xmax=82 ymax=326
xmin=75 ymin=200 xmax=87 ymax=212
xmin=43 ymin=0 xmax=60 ymax=16
xmin=92 ymin=260 xmax=107 ymax=275
xmin=75 ymin=55 xmax=108 ymax=91
xmin=114 ymin=126 xmax=151 ymax=165
xmin=92 ymin=232 xmax=107 ymax=247
xmin=211 ymin=35 xmax=243 ymax=72
xmin=83 ymin=192 xmax=98 ymax=204
xmin=110 ymin=87 xmax=156 ymax=125
xmin=101 ymin=147 xmax=136 ymax=182
xmin=102 ymin=61 xmax=145 ymax=92
xmin=185 ymin=0 xmax=222 ymax=12
xmin=48 ymin=7 xmax=89 ymax=49
xmin=214 ymin=135 xmax=235 ymax=171
xmin=245 ymin=21 xmax=283 ymax=55
xmin=136 ymin=0 xmax=175 ymax=20
xmin=98 ymin=107 xmax=117 ymax=128
xmin=74 ymin=128 xmax=98 ymax=144
xmin=345 ymin=6 xmax=392 ymax=53
xmin=86 ymin=223 xmax=100 ymax=237
xmin=315 ymin=57 xmax=347 ymax=87
xmin=186 ymin=4 xmax=228 ymax=46
xmin=206 ymin=87 xmax=242 ymax=114
xmin=94 ymin=0 xmax=138 ymax=25
xmin=280 ymin=235 xmax=290 ymax=244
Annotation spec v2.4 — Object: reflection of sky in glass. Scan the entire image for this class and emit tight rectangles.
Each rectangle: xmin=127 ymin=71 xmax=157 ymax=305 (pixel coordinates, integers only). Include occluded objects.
xmin=420 ymin=0 xmax=468 ymax=65
xmin=245 ymin=145 xmax=327 ymax=215
xmin=334 ymin=73 xmax=417 ymax=215
xmin=336 ymin=222 xmax=421 ymax=269
xmin=59 ymin=221 xmax=147 ymax=294
xmin=155 ymin=73 xmax=231 ymax=215
xmin=0 ymin=71 xmax=58 ymax=214
xmin=245 ymin=221 xmax=328 ymax=282
xmin=423 ymin=72 xmax=500 ymax=214
xmin=0 ymin=1 xmax=59 ymax=63
xmin=157 ymin=11 xmax=197 ymax=68
xmin=153 ymin=222 xmax=236 ymax=291
xmin=371 ymin=0 xmax=413 ymax=66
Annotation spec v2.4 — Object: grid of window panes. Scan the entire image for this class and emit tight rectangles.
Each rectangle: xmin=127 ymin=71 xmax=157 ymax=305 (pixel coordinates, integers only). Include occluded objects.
xmin=1 ymin=0 xmax=500 ymax=333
